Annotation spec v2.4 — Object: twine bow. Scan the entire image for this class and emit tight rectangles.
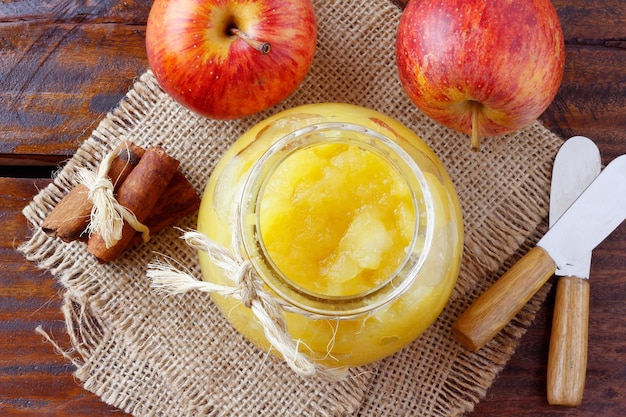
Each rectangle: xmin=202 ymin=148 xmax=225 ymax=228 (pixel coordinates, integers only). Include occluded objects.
xmin=77 ymin=145 xmax=150 ymax=248
xmin=147 ymin=230 xmax=348 ymax=381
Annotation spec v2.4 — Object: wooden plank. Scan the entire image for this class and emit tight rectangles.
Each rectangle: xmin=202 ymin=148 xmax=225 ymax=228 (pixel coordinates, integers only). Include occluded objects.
xmin=552 ymin=0 xmax=626 ymax=40
xmin=0 ymin=177 xmax=128 ymax=416
xmin=0 ymin=21 xmax=148 ymax=157
xmin=541 ymin=45 xmax=626 ymax=162
xmin=0 ymin=0 xmax=151 ymax=23
xmin=2 ymin=0 xmax=625 ymax=164
xmin=0 ymin=0 xmax=150 ymax=160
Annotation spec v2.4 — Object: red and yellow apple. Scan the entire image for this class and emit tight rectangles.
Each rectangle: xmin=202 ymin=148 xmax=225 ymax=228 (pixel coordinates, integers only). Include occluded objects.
xmin=396 ymin=0 xmax=564 ymax=150
xmin=146 ymin=0 xmax=317 ymax=120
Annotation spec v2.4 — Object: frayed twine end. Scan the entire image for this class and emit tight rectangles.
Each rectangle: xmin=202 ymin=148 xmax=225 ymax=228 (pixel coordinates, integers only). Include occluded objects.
xmin=146 ymin=231 xmax=349 ymax=381
xmin=77 ymin=145 xmax=150 ymax=248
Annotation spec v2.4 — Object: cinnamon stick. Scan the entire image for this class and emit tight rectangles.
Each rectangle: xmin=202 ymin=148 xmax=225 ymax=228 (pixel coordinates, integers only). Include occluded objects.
xmin=42 ymin=141 xmax=144 ymax=242
xmin=144 ymin=172 xmax=201 ymax=233
xmin=41 ymin=185 xmax=93 ymax=242
xmin=127 ymin=171 xmax=201 ymax=248
xmin=87 ymin=146 xmax=180 ymax=262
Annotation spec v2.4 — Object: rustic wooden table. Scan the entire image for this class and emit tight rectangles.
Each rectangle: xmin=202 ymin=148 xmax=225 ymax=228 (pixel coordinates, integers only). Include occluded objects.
xmin=1 ymin=1 xmax=624 ymax=416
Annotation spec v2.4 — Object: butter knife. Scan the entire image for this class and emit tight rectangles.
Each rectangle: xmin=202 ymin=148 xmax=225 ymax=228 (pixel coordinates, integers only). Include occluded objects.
xmin=547 ymin=136 xmax=601 ymax=406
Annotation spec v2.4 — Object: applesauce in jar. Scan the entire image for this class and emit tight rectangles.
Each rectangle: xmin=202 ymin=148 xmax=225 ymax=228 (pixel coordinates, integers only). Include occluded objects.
xmin=197 ymin=103 xmax=463 ymax=369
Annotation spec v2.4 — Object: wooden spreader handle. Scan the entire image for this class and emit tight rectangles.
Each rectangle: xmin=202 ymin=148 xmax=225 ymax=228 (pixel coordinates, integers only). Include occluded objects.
xmin=547 ymin=276 xmax=589 ymax=406
xmin=452 ymin=246 xmax=556 ymax=351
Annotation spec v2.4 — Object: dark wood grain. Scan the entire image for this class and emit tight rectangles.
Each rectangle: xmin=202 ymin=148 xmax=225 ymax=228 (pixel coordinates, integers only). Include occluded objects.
xmin=0 ymin=178 xmax=128 ymax=416
xmin=541 ymin=0 xmax=626 ymax=164
xmin=0 ymin=1 xmax=151 ymax=163
xmin=1 ymin=0 xmax=625 ymax=416
xmin=542 ymin=44 xmax=626 ymax=162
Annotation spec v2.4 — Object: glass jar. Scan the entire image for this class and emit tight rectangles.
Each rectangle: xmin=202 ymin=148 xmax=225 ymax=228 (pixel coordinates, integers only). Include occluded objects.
xmin=197 ymin=103 xmax=463 ymax=369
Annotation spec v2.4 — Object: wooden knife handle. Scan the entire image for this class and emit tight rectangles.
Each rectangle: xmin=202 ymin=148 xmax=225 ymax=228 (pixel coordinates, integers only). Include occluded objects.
xmin=547 ymin=276 xmax=589 ymax=406
xmin=452 ymin=246 xmax=556 ymax=351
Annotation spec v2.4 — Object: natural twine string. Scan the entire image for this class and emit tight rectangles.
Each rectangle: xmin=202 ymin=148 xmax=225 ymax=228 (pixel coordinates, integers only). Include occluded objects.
xmin=146 ymin=230 xmax=348 ymax=381
xmin=76 ymin=144 xmax=150 ymax=248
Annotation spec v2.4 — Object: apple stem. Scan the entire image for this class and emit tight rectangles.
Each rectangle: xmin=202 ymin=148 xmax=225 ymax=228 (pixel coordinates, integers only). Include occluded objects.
xmin=230 ymin=27 xmax=271 ymax=54
xmin=470 ymin=101 xmax=481 ymax=152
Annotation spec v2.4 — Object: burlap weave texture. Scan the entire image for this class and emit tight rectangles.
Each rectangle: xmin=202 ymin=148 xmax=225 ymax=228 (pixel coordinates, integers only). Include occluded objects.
xmin=20 ymin=0 xmax=563 ymax=415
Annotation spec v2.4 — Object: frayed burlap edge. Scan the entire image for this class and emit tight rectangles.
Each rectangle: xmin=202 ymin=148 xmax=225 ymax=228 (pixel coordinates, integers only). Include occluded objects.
xmin=19 ymin=66 xmax=378 ymax=417
xmin=19 ymin=0 xmax=564 ymax=415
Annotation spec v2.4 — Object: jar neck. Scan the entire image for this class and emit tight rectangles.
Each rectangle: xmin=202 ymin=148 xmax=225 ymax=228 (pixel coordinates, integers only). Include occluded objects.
xmin=237 ymin=123 xmax=434 ymax=318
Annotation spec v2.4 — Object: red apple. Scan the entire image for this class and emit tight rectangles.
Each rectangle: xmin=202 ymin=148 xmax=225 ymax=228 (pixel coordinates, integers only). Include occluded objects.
xmin=146 ymin=0 xmax=317 ymax=120
xmin=396 ymin=0 xmax=564 ymax=150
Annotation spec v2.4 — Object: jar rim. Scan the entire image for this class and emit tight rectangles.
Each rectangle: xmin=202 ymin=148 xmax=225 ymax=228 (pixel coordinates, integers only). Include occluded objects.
xmin=238 ymin=122 xmax=434 ymax=318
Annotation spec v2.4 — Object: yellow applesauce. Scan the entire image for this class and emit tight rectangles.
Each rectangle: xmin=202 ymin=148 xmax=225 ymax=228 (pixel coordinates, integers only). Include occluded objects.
xmin=197 ymin=103 xmax=463 ymax=368
xmin=260 ymin=142 xmax=415 ymax=298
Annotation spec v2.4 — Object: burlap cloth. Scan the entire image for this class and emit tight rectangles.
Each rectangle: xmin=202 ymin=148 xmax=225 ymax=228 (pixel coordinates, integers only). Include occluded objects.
xmin=20 ymin=0 xmax=564 ymax=415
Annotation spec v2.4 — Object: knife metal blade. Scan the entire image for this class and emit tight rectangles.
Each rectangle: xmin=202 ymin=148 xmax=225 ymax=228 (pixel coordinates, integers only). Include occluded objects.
xmin=549 ymin=136 xmax=601 ymax=277
xmin=538 ymin=153 xmax=626 ymax=267
xmin=453 ymin=153 xmax=626 ymax=352
xmin=547 ymin=136 xmax=600 ymax=407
